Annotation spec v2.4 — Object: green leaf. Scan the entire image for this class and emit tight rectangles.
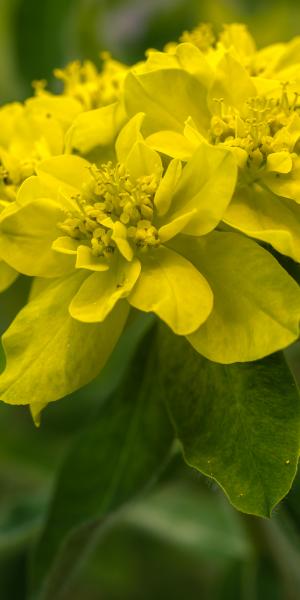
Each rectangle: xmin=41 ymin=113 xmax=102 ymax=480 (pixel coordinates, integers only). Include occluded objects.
xmin=0 ymin=488 xmax=46 ymax=557
xmin=124 ymin=481 xmax=251 ymax=561
xmin=158 ymin=326 xmax=300 ymax=517
xmin=30 ymin=327 xmax=173 ymax=600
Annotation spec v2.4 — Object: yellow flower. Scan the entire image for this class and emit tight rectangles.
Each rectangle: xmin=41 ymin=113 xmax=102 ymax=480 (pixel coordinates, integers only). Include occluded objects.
xmin=0 ymin=117 xmax=240 ymax=413
xmin=0 ymin=95 xmax=82 ymax=290
xmin=53 ymin=53 xmax=129 ymax=110
xmin=0 ymin=54 xmax=130 ymax=291
xmin=124 ymin=33 xmax=300 ymax=263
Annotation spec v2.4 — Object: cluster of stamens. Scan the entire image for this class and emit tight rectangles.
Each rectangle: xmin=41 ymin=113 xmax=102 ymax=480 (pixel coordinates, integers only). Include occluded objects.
xmin=59 ymin=162 xmax=160 ymax=259
xmin=53 ymin=56 xmax=125 ymax=109
xmin=209 ymin=84 xmax=300 ymax=169
xmin=180 ymin=24 xmax=216 ymax=52
xmin=0 ymin=157 xmax=36 ymax=202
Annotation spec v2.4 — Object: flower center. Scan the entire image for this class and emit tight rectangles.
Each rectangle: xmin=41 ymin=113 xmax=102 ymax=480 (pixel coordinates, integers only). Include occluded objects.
xmin=209 ymin=84 xmax=300 ymax=167
xmin=59 ymin=162 xmax=161 ymax=259
xmin=0 ymin=157 xmax=35 ymax=203
xmin=53 ymin=55 xmax=126 ymax=109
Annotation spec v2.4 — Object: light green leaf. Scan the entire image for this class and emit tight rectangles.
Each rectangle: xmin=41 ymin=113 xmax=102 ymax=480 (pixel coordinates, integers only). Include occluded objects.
xmin=30 ymin=327 xmax=173 ymax=600
xmin=0 ymin=271 xmax=129 ymax=408
xmin=171 ymin=232 xmax=300 ymax=363
xmin=158 ymin=325 xmax=300 ymax=517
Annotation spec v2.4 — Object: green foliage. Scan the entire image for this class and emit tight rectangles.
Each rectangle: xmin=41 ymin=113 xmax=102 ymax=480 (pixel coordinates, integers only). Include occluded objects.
xmin=1 ymin=1 xmax=300 ymax=599
xmin=30 ymin=327 xmax=173 ymax=599
xmin=158 ymin=325 xmax=300 ymax=517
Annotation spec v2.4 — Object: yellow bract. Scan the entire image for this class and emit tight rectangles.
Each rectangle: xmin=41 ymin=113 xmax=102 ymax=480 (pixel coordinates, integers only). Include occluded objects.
xmin=0 ymin=22 xmax=300 ymax=418
xmin=125 ymin=26 xmax=300 ymax=263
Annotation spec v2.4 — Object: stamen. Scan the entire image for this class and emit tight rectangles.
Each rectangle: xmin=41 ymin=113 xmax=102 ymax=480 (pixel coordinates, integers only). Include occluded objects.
xmin=180 ymin=23 xmax=216 ymax=52
xmin=58 ymin=162 xmax=161 ymax=260
xmin=209 ymin=85 xmax=300 ymax=172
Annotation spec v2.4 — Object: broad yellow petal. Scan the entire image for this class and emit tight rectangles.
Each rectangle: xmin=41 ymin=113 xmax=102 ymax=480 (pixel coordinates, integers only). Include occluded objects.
xmin=0 ymin=198 xmax=73 ymax=277
xmin=70 ymin=256 xmax=140 ymax=322
xmin=160 ymin=143 xmax=237 ymax=236
xmin=224 ymin=184 xmax=300 ymax=263
xmin=170 ymin=233 xmax=300 ymax=363
xmin=128 ymin=245 xmax=213 ymax=335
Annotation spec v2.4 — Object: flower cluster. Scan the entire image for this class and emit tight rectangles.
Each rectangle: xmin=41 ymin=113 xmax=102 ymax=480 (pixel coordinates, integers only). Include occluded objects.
xmin=1 ymin=24 xmax=300 ymax=421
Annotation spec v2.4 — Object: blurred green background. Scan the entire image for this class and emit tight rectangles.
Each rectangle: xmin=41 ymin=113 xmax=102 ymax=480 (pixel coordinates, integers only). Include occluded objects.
xmin=3 ymin=0 xmax=300 ymax=104
xmin=1 ymin=0 xmax=300 ymax=598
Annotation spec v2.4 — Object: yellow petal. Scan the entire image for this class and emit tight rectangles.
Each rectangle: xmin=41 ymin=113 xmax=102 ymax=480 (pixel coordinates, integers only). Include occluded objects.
xmin=70 ymin=257 xmax=141 ymax=322
xmin=128 ymin=245 xmax=213 ymax=335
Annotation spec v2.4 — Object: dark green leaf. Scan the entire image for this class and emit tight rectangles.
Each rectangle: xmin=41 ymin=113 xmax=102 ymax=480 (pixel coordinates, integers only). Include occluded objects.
xmin=158 ymin=326 xmax=300 ymax=517
xmin=124 ymin=482 xmax=251 ymax=561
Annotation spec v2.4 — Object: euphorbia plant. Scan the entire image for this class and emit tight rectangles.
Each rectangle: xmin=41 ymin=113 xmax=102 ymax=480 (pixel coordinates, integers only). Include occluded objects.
xmin=1 ymin=21 xmax=300 ymax=599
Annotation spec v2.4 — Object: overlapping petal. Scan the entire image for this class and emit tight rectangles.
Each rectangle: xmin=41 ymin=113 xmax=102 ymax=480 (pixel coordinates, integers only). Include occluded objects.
xmin=70 ymin=257 xmax=141 ymax=322
xmin=128 ymin=246 xmax=213 ymax=335
xmin=0 ymin=272 xmax=129 ymax=406
xmin=158 ymin=143 xmax=237 ymax=236
xmin=224 ymin=184 xmax=300 ymax=262
xmin=0 ymin=198 xmax=74 ymax=277
xmin=170 ymin=232 xmax=300 ymax=362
